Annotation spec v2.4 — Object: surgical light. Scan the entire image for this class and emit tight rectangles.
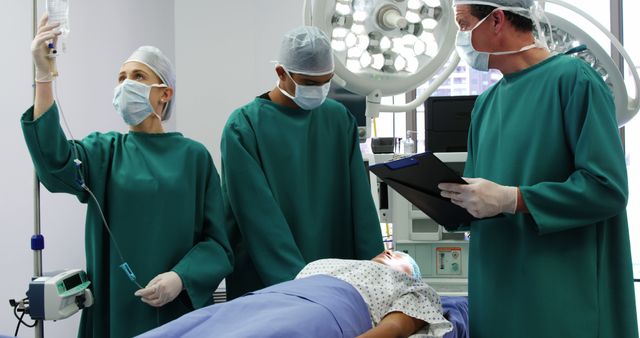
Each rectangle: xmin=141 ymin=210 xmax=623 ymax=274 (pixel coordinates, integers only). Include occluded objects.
xmin=407 ymin=0 xmax=423 ymax=10
xmin=332 ymin=14 xmax=354 ymax=28
xmin=345 ymin=32 xmax=358 ymax=48
xmin=422 ymin=18 xmax=438 ymax=30
xmin=541 ymin=0 xmax=640 ymax=126
xmin=405 ymin=11 xmax=422 ymax=24
xmin=304 ymin=0 xmax=459 ymax=138
xmin=360 ymin=52 xmax=373 ymax=67
xmin=352 ymin=24 xmax=367 ymax=34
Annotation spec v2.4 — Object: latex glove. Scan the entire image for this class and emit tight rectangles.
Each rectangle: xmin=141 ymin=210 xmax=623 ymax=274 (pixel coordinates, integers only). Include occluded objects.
xmin=438 ymin=178 xmax=517 ymax=218
xmin=31 ymin=14 xmax=61 ymax=83
xmin=134 ymin=271 xmax=183 ymax=307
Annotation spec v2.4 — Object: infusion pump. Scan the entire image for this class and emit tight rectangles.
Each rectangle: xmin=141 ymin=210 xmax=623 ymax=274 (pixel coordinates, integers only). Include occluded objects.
xmin=26 ymin=269 xmax=93 ymax=320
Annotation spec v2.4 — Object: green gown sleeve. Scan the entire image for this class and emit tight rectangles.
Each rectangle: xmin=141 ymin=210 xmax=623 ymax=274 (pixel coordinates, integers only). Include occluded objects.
xmin=20 ymin=103 xmax=105 ymax=202
xmin=519 ymin=67 xmax=628 ymax=235
xmin=347 ymin=120 xmax=384 ymax=259
xmin=172 ymin=157 xmax=233 ymax=309
xmin=221 ymin=117 xmax=306 ymax=286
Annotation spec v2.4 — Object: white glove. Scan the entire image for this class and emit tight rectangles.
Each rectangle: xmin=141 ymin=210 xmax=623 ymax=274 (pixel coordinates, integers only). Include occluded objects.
xmin=31 ymin=14 xmax=61 ymax=83
xmin=134 ymin=271 xmax=184 ymax=307
xmin=438 ymin=178 xmax=518 ymax=218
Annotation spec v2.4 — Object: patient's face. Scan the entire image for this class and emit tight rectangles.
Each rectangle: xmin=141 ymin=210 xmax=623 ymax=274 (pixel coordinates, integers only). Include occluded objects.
xmin=372 ymin=250 xmax=413 ymax=276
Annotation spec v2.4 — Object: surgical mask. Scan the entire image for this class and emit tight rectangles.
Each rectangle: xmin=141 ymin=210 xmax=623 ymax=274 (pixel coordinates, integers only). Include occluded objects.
xmin=113 ymin=79 xmax=166 ymax=126
xmin=277 ymin=69 xmax=331 ymax=110
xmin=455 ymin=9 xmax=542 ymax=72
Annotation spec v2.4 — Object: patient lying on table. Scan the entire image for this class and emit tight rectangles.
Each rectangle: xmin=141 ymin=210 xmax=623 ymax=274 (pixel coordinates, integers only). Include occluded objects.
xmin=137 ymin=250 xmax=453 ymax=338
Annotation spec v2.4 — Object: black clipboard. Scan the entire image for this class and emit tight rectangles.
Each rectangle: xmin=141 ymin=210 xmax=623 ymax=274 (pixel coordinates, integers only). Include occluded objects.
xmin=369 ymin=152 xmax=479 ymax=227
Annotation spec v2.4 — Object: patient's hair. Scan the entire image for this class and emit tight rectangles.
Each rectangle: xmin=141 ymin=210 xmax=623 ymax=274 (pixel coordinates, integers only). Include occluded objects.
xmin=395 ymin=251 xmax=422 ymax=279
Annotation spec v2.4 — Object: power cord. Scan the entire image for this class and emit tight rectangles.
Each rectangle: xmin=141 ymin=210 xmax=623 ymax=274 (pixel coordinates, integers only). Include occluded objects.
xmin=9 ymin=298 xmax=36 ymax=337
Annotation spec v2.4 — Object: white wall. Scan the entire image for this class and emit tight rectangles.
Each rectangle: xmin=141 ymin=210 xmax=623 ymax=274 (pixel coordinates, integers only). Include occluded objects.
xmin=0 ymin=1 xmax=175 ymax=337
xmin=175 ymin=0 xmax=304 ymax=168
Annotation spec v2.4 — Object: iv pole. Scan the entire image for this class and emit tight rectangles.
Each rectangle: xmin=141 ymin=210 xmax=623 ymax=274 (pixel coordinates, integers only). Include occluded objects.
xmin=32 ymin=0 xmax=45 ymax=337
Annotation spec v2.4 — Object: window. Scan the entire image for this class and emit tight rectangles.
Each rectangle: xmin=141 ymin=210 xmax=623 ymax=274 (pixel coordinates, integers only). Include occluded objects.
xmin=622 ymin=0 xmax=640 ymax=328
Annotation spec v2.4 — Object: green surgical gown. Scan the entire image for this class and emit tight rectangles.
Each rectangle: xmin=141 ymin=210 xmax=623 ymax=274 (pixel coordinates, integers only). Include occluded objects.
xmin=456 ymin=54 xmax=638 ymax=338
xmin=21 ymin=104 xmax=233 ymax=338
xmin=221 ymin=96 xmax=384 ymax=299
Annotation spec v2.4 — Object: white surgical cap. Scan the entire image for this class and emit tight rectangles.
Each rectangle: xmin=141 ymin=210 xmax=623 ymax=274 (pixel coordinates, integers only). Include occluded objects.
xmin=453 ymin=0 xmax=534 ymax=8
xmin=125 ymin=46 xmax=176 ymax=121
xmin=278 ymin=26 xmax=335 ymax=76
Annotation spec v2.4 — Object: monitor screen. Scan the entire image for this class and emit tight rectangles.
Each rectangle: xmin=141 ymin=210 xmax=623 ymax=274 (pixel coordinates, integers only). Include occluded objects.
xmin=63 ymin=273 xmax=83 ymax=291
xmin=424 ymin=95 xmax=477 ymax=152
xmin=328 ymin=84 xmax=367 ymax=127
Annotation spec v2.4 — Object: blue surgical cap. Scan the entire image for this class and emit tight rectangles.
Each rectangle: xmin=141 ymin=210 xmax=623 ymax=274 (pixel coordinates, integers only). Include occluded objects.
xmin=125 ymin=46 xmax=176 ymax=121
xmin=453 ymin=0 xmax=534 ymax=9
xmin=278 ymin=26 xmax=335 ymax=76
xmin=395 ymin=251 xmax=422 ymax=280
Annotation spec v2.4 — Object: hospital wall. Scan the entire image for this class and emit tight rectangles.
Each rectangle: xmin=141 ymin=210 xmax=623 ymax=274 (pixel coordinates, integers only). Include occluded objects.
xmin=0 ymin=1 xmax=175 ymax=337
xmin=174 ymin=0 xmax=304 ymax=169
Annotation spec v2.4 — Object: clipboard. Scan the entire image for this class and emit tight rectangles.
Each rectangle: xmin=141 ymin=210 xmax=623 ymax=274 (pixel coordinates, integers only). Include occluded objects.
xmin=369 ymin=152 xmax=479 ymax=227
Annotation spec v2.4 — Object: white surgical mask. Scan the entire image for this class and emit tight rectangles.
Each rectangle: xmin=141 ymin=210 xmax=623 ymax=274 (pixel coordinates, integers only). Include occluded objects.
xmin=113 ymin=79 xmax=166 ymax=126
xmin=455 ymin=9 xmax=542 ymax=72
xmin=277 ymin=69 xmax=331 ymax=110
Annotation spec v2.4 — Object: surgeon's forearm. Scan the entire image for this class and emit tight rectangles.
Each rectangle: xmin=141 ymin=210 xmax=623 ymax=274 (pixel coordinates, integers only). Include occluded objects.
xmin=34 ymin=82 xmax=54 ymax=120
xmin=357 ymin=312 xmax=425 ymax=338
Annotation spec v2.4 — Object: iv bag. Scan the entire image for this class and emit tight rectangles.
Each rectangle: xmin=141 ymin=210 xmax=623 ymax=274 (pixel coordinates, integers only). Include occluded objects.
xmin=46 ymin=0 xmax=70 ymax=38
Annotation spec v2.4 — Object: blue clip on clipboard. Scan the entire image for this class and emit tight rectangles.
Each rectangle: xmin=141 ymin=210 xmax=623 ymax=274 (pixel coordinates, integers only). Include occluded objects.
xmin=369 ymin=152 xmax=479 ymax=227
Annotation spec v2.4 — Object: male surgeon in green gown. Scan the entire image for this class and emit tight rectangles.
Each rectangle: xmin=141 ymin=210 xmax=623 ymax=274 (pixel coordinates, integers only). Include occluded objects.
xmin=221 ymin=26 xmax=384 ymax=299
xmin=21 ymin=16 xmax=232 ymax=338
xmin=437 ymin=1 xmax=638 ymax=337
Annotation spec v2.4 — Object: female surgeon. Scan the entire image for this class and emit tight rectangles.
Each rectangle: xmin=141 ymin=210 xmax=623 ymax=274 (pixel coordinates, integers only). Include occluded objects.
xmin=20 ymin=15 xmax=233 ymax=338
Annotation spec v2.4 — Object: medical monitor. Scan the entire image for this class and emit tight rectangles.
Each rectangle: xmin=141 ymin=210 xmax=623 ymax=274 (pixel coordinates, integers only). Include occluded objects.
xmin=424 ymin=95 xmax=476 ymax=152
xmin=328 ymin=83 xmax=367 ymax=141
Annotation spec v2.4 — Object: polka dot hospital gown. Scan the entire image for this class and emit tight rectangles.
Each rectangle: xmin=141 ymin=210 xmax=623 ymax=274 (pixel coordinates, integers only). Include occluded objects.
xmin=296 ymin=259 xmax=453 ymax=337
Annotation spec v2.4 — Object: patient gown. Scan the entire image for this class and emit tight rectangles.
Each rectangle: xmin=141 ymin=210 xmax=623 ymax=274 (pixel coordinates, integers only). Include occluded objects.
xmin=21 ymin=104 xmax=233 ymax=338
xmin=221 ymin=95 xmax=384 ymax=299
xmin=450 ymin=54 xmax=638 ymax=338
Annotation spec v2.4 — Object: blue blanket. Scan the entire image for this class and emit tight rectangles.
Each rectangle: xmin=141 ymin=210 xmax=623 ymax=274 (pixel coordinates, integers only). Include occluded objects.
xmin=137 ymin=275 xmax=372 ymax=338
xmin=441 ymin=296 xmax=469 ymax=338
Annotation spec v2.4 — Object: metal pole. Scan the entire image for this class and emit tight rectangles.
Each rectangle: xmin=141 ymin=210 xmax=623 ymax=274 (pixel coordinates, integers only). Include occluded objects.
xmin=33 ymin=174 xmax=44 ymax=338
xmin=405 ymin=89 xmax=418 ymax=145
xmin=32 ymin=0 xmax=44 ymax=337
xmin=33 ymin=173 xmax=43 ymax=278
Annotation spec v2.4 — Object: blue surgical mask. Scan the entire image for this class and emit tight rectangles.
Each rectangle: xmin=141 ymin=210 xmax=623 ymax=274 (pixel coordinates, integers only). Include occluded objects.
xmin=455 ymin=9 xmax=541 ymax=72
xmin=113 ymin=79 xmax=166 ymax=126
xmin=277 ymin=69 xmax=331 ymax=110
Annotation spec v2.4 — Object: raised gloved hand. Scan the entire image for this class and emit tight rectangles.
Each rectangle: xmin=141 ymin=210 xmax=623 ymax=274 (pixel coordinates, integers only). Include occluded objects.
xmin=134 ymin=271 xmax=184 ymax=307
xmin=438 ymin=178 xmax=517 ymax=218
xmin=31 ymin=14 xmax=61 ymax=83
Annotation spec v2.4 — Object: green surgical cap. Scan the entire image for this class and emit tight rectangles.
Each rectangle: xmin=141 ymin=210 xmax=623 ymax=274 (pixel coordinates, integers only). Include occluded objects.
xmin=453 ymin=0 xmax=534 ymax=9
